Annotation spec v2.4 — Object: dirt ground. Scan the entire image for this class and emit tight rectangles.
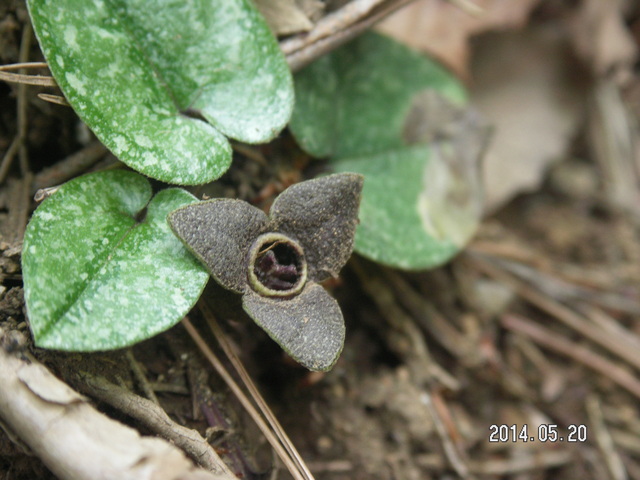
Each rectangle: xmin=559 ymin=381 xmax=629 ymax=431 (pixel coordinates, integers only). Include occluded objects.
xmin=1 ymin=1 xmax=640 ymax=479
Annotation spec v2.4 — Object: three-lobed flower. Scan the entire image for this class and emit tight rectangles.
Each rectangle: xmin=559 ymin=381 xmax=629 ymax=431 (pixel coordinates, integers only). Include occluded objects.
xmin=168 ymin=173 xmax=363 ymax=371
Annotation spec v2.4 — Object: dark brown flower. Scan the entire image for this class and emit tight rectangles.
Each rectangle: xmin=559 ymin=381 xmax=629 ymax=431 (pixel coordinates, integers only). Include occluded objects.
xmin=168 ymin=173 xmax=363 ymax=371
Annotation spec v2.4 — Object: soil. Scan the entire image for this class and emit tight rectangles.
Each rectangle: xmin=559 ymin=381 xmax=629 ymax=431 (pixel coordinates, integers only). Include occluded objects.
xmin=2 ymin=1 xmax=640 ymax=480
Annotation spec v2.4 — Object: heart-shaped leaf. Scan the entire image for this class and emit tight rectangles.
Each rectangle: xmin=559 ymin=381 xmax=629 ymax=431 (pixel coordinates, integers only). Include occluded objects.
xmin=290 ymin=32 xmax=488 ymax=269
xmin=22 ymin=170 xmax=209 ymax=350
xmin=27 ymin=0 xmax=294 ymax=185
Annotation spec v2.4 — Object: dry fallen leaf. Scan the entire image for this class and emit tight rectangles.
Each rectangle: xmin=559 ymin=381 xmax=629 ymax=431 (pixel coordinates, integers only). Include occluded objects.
xmin=377 ymin=0 xmax=542 ymax=78
xmin=564 ymin=0 xmax=637 ymax=79
xmin=469 ymin=25 xmax=589 ymax=212
xmin=254 ymin=0 xmax=314 ymax=35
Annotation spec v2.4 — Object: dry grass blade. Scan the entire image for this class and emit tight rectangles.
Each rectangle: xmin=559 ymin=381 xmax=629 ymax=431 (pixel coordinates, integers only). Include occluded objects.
xmin=0 ymin=62 xmax=57 ymax=87
xmin=199 ymin=301 xmax=315 ymax=480
xmin=0 ymin=61 xmax=49 ymax=70
xmin=181 ymin=317 xmax=314 ymax=480
xmin=0 ymin=137 xmax=21 ymax=183
xmin=489 ymin=255 xmax=640 ymax=315
xmin=586 ymin=395 xmax=628 ymax=480
xmin=422 ymin=390 xmax=470 ymax=478
xmin=37 ymin=93 xmax=69 ymax=106
xmin=468 ymin=252 xmax=640 ymax=373
xmin=445 ymin=0 xmax=484 ymax=16
xmin=1 ymin=30 xmax=35 ymax=184
xmin=502 ymin=314 xmax=640 ymax=400
xmin=383 ymin=269 xmax=472 ymax=359
xmin=350 ymin=258 xmax=460 ymax=389
xmin=470 ymin=239 xmax=620 ymax=291
xmin=469 ymin=450 xmax=573 ymax=475
xmin=416 ymin=450 xmax=574 ymax=474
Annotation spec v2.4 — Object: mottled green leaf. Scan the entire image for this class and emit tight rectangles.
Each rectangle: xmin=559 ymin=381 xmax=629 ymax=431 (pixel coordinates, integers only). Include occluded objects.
xmin=27 ymin=0 xmax=294 ymax=185
xmin=291 ymin=32 xmax=487 ymax=269
xmin=290 ymin=32 xmax=466 ymax=159
xmin=332 ymin=146 xmax=459 ymax=269
xmin=22 ymin=170 xmax=209 ymax=351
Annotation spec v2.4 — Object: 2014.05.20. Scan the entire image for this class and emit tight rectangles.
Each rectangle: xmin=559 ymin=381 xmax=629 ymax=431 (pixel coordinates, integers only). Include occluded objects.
xmin=488 ymin=424 xmax=587 ymax=443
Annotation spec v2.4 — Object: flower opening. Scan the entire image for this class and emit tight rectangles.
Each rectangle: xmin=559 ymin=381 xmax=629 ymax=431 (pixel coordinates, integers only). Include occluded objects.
xmin=248 ymin=232 xmax=307 ymax=297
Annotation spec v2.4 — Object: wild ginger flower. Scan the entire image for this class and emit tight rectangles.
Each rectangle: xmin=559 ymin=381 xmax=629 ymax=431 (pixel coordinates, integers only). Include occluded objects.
xmin=168 ymin=173 xmax=363 ymax=371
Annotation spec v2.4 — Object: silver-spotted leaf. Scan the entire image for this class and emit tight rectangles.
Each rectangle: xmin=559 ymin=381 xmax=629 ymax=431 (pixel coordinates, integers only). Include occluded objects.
xmin=22 ymin=170 xmax=209 ymax=350
xmin=27 ymin=0 xmax=294 ymax=185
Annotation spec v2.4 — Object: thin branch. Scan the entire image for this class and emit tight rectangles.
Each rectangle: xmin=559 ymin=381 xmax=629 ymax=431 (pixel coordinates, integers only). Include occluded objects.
xmin=32 ymin=142 xmax=108 ymax=193
xmin=281 ymin=0 xmax=388 ymax=54
xmin=285 ymin=0 xmax=416 ymax=72
xmin=76 ymin=373 xmax=235 ymax=477
xmin=125 ymin=349 xmax=160 ymax=405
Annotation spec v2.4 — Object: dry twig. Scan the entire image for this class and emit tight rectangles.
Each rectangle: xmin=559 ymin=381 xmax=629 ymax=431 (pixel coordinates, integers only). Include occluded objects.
xmin=284 ymin=0 xmax=416 ymax=71
xmin=31 ymin=142 xmax=108 ymax=193
xmin=281 ymin=0 xmax=389 ymax=54
xmin=76 ymin=373 xmax=234 ymax=476
xmin=422 ymin=390 xmax=471 ymax=479
xmin=0 ymin=327 xmax=229 ymax=480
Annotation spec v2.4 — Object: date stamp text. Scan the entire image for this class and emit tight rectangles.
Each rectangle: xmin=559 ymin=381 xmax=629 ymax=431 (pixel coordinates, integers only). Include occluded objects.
xmin=489 ymin=424 xmax=587 ymax=443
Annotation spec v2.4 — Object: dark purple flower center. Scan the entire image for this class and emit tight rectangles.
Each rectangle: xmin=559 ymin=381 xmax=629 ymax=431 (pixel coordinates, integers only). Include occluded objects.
xmin=248 ymin=233 xmax=307 ymax=297
xmin=254 ymin=242 xmax=302 ymax=290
